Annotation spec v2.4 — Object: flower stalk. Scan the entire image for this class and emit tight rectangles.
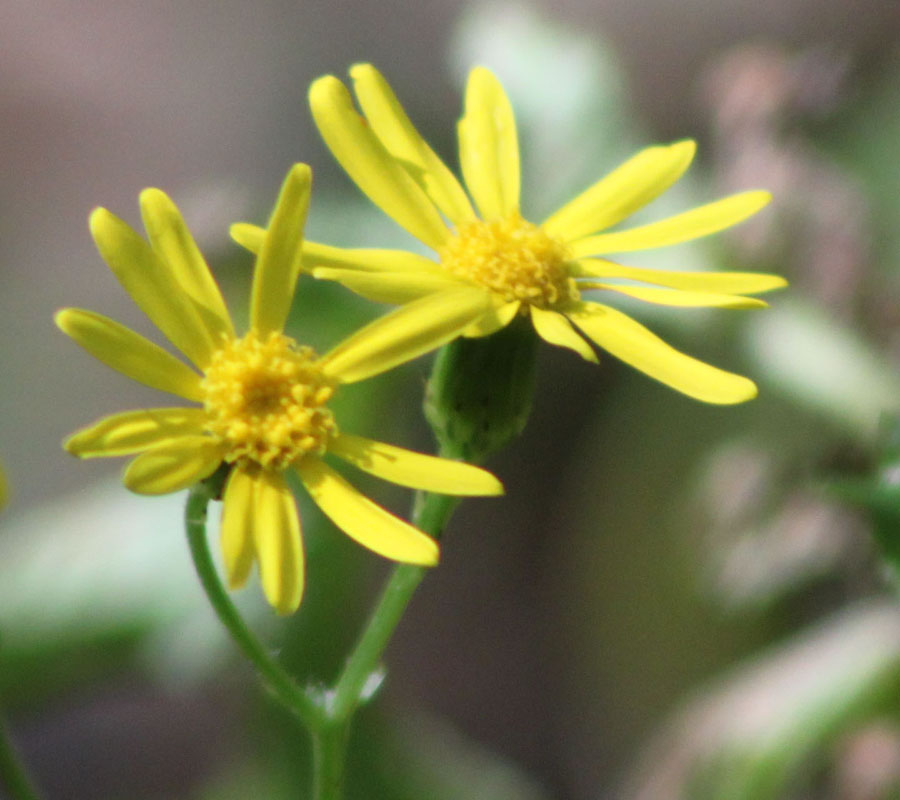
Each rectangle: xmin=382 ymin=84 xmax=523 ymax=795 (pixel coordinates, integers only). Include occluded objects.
xmin=186 ymin=467 xmax=461 ymax=799
xmin=184 ymin=468 xmax=322 ymax=729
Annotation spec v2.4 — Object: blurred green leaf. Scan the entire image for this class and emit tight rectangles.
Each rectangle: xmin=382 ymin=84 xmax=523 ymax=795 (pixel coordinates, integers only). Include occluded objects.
xmin=828 ymin=414 xmax=900 ymax=578
xmin=621 ymin=602 xmax=900 ymax=800
xmin=745 ymin=299 xmax=900 ymax=440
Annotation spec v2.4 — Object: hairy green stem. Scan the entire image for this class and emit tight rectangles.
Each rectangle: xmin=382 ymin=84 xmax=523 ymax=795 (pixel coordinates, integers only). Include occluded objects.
xmin=185 ymin=476 xmax=322 ymax=729
xmin=0 ymin=712 xmax=41 ymax=800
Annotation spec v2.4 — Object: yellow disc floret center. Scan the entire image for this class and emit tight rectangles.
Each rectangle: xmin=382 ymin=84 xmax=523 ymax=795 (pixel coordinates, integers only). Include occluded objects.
xmin=202 ymin=331 xmax=337 ymax=470
xmin=439 ymin=213 xmax=578 ymax=308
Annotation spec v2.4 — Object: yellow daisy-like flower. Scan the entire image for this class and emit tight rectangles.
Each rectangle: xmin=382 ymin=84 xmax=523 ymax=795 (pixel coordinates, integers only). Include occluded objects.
xmin=234 ymin=65 xmax=785 ymax=404
xmin=57 ymin=164 xmax=502 ymax=614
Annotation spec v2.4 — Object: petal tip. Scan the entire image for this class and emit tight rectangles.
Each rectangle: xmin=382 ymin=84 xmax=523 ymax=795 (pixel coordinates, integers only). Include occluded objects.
xmin=349 ymin=62 xmax=376 ymax=80
xmin=138 ymin=187 xmax=170 ymax=210
xmin=225 ymin=572 xmax=250 ymax=591
xmin=53 ymin=307 xmax=73 ymax=332
xmin=485 ymin=476 xmax=506 ymax=496
xmin=88 ymin=206 xmax=113 ymax=237
xmin=716 ymin=379 xmax=759 ymax=405
xmin=419 ymin=540 xmax=440 ymax=567
xmin=62 ymin=433 xmax=83 ymax=457
xmin=273 ymin=592 xmax=302 ymax=616
xmin=309 ymin=74 xmax=345 ymax=106
xmin=286 ymin=162 xmax=312 ymax=188
xmin=469 ymin=64 xmax=498 ymax=82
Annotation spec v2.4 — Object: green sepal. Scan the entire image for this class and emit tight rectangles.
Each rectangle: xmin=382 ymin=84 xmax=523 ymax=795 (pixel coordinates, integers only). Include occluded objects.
xmin=424 ymin=315 xmax=538 ymax=463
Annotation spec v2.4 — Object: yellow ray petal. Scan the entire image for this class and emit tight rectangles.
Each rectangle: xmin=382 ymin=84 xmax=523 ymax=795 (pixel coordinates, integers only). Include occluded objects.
xmin=122 ymin=437 xmax=225 ymax=495
xmin=89 ymin=207 xmax=218 ymax=368
xmin=305 ymin=241 xmax=445 ymax=273
xmin=297 ymin=458 xmax=439 ymax=565
xmin=310 ymin=75 xmax=450 ymax=250
xmin=351 ymin=63 xmax=476 ymax=226
xmin=572 ymin=259 xmax=788 ymax=295
xmin=220 ymin=467 xmax=257 ymax=589
xmin=55 ymin=309 xmax=205 ymax=401
xmin=64 ymin=408 xmax=207 ymax=458
xmin=570 ymin=190 xmax=772 ymax=256
xmin=319 ymin=287 xmax=492 ymax=383
xmin=251 ymin=164 xmax=311 ymax=336
xmin=139 ymin=188 xmax=234 ymax=341
xmin=566 ymin=301 xmax=757 ymax=404
xmin=231 ymin=227 xmax=445 ymax=276
xmin=542 ymin=140 xmax=696 ymax=242
xmin=530 ymin=306 xmax=599 ymax=363
xmin=312 ymin=267 xmax=462 ymax=304
xmin=581 ymin=282 xmax=768 ymax=309
xmin=458 ymin=67 xmax=520 ymax=220
xmin=328 ymin=433 xmax=504 ymax=495
xmin=251 ymin=470 xmax=304 ymax=615
xmin=230 ymin=222 xmax=265 ymax=254
xmin=461 ymin=300 xmax=520 ymax=337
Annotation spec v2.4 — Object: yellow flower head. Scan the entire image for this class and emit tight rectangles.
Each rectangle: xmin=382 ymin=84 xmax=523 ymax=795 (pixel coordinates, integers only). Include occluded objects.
xmin=235 ymin=64 xmax=786 ymax=405
xmin=57 ymin=165 xmax=503 ymax=614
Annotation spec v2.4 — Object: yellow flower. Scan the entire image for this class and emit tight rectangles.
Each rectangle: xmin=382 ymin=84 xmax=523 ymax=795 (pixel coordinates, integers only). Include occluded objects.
xmin=57 ymin=164 xmax=503 ymax=614
xmin=234 ymin=65 xmax=785 ymax=404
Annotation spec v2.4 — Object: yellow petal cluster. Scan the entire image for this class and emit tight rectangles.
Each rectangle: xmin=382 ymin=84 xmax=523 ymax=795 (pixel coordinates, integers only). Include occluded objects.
xmin=58 ymin=165 xmax=503 ymax=614
xmin=232 ymin=63 xmax=786 ymax=405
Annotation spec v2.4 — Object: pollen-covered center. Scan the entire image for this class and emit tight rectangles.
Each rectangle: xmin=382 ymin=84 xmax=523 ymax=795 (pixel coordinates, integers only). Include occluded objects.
xmin=439 ymin=213 xmax=579 ymax=308
xmin=202 ymin=331 xmax=337 ymax=470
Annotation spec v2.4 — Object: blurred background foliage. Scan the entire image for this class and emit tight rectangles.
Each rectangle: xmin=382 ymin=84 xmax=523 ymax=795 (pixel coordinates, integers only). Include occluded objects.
xmin=3 ymin=1 xmax=900 ymax=798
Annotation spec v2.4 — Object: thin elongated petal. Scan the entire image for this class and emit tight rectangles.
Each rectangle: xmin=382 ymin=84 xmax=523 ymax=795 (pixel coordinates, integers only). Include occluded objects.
xmin=542 ymin=141 xmax=696 ymax=242
xmin=251 ymin=164 xmax=311 ymax=336
xmin=231 ymin=227 xmax=445 ymax=275
xmin=319 ymin=288 xmax=492 ymax=383
xmin=297 ymin=458 xmax=439 ymax=565
xmin=569 ymin=190 xmax=772 ymax=256
xmin=220 ymin=467 xmax=257 ymax=589
xmin=55 ymin=309 xmax=205 ymax=401
xmin=458 ymin=67 xmax=520 ymax=220
xmin=310 ymin=76 xmax=450 ymax=250
xmin=461 ymin=300 xmax=520 ymax=337
xmin=305 ymin=242 xmax=445 ymax=273
xmin=123 ymin=437 xmax=225 ymax=495
xmin=328 ymin=433 xmax=504 ymax=495
xmin=530 ymin=306 xmax=598 ymax=362
xmin=139 ymin=188 xmax=234 ymax=341
xmin=351 ymin=64 xmax=476 ymax=226
xmin=572 ymin=259 xmax=788 ymax=294
xmin=313 ymin=268 xmax=462 ymax=304
xmin=581 ymin=282 xmax=768 ymax=309
xmin=567 ymin=301 xmax=757 ymax=404
xmin=89 ymin=207 xmax=218 ymax=368
xmin=64 ymin=408 xmax=207 ymax=458
xmin=251 ymin=470 xmax=304 ymax=615
xmin=230 ymin=222 xmax=265 ymax=254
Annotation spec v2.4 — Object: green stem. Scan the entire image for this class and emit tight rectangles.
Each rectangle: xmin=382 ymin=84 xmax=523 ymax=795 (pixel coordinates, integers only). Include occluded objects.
xmin=0 ymin=713 xmax=41 ymax=800
xmin=184 ymin=476 xmax=321 ymax=729
xmin=312 ymin=719 xmax=349 ymax=800
xmin=312 ymin=489 xmax=459 ymax=798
